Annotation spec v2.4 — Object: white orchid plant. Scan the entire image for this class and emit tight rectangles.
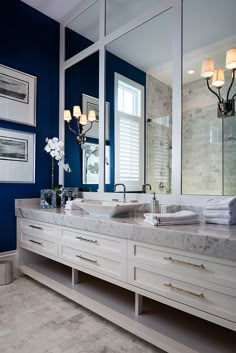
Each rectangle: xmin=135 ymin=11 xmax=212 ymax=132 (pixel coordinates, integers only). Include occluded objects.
xmin=44 ymin=137 xmax=71 ymax=172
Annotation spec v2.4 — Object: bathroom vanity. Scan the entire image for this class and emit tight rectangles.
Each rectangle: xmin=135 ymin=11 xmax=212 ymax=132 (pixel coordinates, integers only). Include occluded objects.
xmin=16 ymin=200 xmax=236 ymax=353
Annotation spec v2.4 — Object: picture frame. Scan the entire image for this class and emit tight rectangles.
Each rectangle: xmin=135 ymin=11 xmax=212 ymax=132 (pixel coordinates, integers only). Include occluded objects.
xmin=0 ymin=64 xmax=36 ymax=126
xmin=0 ymin=128 xmax=36 ymax=183
xmin=40 ymin=189 xmax=56 ymax=209
xmin=82 ymin=142 xmax=110 ymax=184
xmin=82 ymin=94 xmax=110 ymax=140
xmin=61 ymin=187 xmax=79 ymax=207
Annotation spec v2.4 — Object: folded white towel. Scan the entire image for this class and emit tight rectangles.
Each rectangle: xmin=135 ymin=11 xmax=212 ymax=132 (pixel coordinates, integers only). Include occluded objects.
xmin=205 ymin=196 xmax=236 ymax=210
xmin=205 ymin=218 xmax=236 ymax=225
xmin=203 ymin=209 xmax=232 ymax=219
xmin=144 ymin=218 xmax=199 ymax=226
xmin=144 ymin=210 xmax=199 ymax=226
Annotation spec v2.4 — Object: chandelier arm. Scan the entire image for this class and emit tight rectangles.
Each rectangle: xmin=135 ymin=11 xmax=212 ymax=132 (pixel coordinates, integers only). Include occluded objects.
xmin=206 ymin=79 xmax=221 ymax=103
xmin=226 ymin=69 xmax=235 ymax=102
xmin=217 ymin=88 xmax=224 ymax=103
xmin=83 ymin=121 xmax=94 ymax=135
xmin=232 ymin=93 xmax=236 ymax=99
xmin=67 ymin=122 xmax=78 ymax=136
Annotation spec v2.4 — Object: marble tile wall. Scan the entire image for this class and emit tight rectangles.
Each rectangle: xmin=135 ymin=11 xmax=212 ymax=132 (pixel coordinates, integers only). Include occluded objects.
xmin=182 ymin=75 xmax=236 ymax=195
xmin=146 ymin=74 xmax=172 ymax=194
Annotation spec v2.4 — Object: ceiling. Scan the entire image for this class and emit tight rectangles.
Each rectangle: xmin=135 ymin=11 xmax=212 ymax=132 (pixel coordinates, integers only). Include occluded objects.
xmin=21 ymin=0 xmax=236 ymax=86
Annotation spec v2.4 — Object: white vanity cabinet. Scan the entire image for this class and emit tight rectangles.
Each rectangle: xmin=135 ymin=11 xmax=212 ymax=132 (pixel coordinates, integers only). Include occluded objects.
xmin=128 ymin=241 xmax=236 ymax=329
xmin=17 ymin=217 xmax=236 ymax=353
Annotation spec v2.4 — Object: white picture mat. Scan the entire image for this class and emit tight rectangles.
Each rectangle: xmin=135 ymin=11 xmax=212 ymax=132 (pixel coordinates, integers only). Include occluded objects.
xmin=82 ymin=142 xmax=110 ymax=184
xmin=0 ymin=128 xmax=35 ymax=183
xmin=82 ymin=94 xmax=110 ymax=140
xmin=0 ymin=64 xmax=36 ymax=126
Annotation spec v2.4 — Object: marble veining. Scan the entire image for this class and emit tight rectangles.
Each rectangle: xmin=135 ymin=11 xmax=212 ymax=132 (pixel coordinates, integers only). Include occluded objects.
xmin=15 ymin=200 xmax=236 ymax=261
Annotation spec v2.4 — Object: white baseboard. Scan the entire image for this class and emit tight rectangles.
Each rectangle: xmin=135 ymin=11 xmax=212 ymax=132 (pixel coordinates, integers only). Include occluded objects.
xmin=0 ymin=250 xmax=18 ymax=278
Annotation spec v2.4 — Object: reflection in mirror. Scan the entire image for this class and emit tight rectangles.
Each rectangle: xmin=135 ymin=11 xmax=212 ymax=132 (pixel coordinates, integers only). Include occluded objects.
xmin=182 ymin=0 xmax=236 ymax=195
xmin=65 ymin=0 xmax=99 ymax=61
xmin=105 ymin=9 xmax=173 ymax=193
xmin=105 ymin=0 xmax=162 ymax=35
xmin=64 ymin=52 xmax=99 ymax=191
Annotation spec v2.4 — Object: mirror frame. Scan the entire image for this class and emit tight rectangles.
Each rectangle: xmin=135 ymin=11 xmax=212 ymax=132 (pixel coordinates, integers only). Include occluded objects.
xmin=59 ymin=0 xmax=187 ymax=199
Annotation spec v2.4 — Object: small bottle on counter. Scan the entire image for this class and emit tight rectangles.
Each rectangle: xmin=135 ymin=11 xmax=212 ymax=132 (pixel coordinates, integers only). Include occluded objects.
xmin=151 ymin=192 xmax=159 ymax=213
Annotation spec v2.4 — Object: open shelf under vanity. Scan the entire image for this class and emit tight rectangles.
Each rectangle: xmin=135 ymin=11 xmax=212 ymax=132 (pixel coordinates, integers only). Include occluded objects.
xmin=19 ymin=251 xmax=236 ymax=353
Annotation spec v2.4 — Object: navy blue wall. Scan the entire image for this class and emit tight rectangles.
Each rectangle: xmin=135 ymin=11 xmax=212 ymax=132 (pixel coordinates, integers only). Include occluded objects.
xmin=0 ymin=0 xmax=59 ymax=252
xmin=64 ymin=30 xmax=146 ymax=191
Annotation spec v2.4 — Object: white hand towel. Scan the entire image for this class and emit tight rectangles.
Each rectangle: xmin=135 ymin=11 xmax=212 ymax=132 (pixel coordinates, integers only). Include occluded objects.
xmin=205 ymin=196 xmax=236 ymax=210
xmin=203 ymin=209 xmax=232 ymax=219
xmin=144 ymin=210 xmax=199 ymax=225
xmin=144 ymin=210 xmax=199 ymax=221
xmin=205 ymin=218 xmax=236 ymax=225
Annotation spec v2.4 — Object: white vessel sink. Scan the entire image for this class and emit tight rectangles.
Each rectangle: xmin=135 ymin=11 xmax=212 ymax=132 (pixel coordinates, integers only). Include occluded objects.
xmin=78 ymin=201 xmax=144 ymax=217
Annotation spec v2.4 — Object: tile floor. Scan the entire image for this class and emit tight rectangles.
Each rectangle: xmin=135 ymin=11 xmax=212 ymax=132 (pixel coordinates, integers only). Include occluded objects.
xmin=0 ymin=276 xmax=163 ymax=353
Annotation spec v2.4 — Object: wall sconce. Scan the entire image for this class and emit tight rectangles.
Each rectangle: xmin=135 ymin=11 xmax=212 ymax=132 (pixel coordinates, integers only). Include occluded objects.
xmin=201 ymin=48 xmax=236 ymax=118
xmin=64 ymin=106 xmax=96 ymax=144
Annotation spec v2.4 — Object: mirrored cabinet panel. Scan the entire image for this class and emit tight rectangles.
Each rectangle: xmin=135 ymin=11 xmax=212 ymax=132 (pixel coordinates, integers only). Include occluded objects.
xmin=182 ymin=0 xmax=236 ymax=195
xmin=64 ymin=52 xmax=99 ymax=191
xmin=65 ymin=0 xmax=99 ymax=61
xmin=105 ymin=9 xmax=173 ymax=193
xmin=105 ymin=0 xmax=163 ymax=35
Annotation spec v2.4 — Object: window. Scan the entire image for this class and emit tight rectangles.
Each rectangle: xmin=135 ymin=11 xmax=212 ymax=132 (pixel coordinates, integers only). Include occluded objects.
xmin=115 ymin=73 xmax=144 ymax=191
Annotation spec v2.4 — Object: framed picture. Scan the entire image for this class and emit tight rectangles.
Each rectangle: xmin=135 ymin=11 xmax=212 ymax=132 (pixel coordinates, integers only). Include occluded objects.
xmin=0 ymin=128 xmax=35 ymax=183
xmin=82 ymin=94 xmax=110 ymax=140
xmin=0 ymin=64 xmax=36 ymax=126
xmin=82 ymin=143 xmax=110 ymax=184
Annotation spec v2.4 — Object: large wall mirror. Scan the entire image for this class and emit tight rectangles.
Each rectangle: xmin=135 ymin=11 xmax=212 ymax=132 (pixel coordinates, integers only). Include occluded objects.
xmin=105 ymin=8 xmax=173 ymax=193
xmin=182 ymin=0 xmax=236 ymax=196
xmin=61 ymin=0 xmax=178 ymax=194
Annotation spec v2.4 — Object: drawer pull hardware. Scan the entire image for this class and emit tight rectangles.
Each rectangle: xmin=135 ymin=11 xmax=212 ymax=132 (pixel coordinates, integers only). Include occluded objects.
xmin=29 ymin=225 xmax=43 ymax=231
xmin=29 ymin=239 xmax=43 ymax=246
xmin=164 ymin=256 xmax=205 ymax=270
xmin=164 ymin=283 xmax=205 ymax=299
xmin=76 ymin=254 xmax=97 ymax=263
xmin=76 ymin=236 xmax=97 ymax=244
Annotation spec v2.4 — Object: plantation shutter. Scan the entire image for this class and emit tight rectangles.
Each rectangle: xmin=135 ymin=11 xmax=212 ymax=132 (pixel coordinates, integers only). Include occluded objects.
xmin=115 ymin=73 xmax=144 ymax=191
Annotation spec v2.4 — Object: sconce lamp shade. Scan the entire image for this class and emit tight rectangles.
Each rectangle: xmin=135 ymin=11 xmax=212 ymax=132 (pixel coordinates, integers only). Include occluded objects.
xmin=212 ymin=69 xmax=225 ymax=88
xmin=80 ymin=114 xmax=87 ymax=125
xmin=226 ymin=48 xmax=236 ymax=70
xmin=88 ymin=110 xmax=96 ymax=122
xmin=201 ymin=58 xmax=214 ymax=78
xmin=73 ymin=105 xmax=81 ymax=118
xmin=64 ymin=110 xmax=72 ymax=122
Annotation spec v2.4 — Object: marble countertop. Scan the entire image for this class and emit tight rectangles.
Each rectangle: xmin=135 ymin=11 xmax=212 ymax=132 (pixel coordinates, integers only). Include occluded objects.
xmin=15 ymin=199 xmax=236 ymax=261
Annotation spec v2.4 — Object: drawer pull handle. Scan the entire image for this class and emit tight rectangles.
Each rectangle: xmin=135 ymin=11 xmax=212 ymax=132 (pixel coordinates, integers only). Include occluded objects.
xmin=29 ymin=239 xmax=43 ymax=246
xmin=76 ymin=255 xmax=97 ymax=263
xmin=76 ymin=236 xmax=97 ymax=244
xmin=29 ymin=225 xmax=43 ymax=231
xmin=164 ymin=257 xmax=205 ymax=270
xmin=164 ymin=283 xmax=205 ymax=299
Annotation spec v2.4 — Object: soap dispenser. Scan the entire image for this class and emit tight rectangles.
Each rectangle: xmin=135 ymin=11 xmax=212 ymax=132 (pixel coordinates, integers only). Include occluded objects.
xmin=151 ymin=193 xmax=159 ymax=213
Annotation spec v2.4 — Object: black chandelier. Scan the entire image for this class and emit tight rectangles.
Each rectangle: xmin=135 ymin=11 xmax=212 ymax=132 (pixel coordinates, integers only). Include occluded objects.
xmin=201 ymin=48 xmax=236 ymax=118
xmin=64 ymin=106 xmax=96 ymax=144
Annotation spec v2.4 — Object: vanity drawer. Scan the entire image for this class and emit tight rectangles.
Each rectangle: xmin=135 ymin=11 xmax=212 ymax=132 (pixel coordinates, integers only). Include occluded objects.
xmin=20 ymin=232 xmax=58 ymax=256
xmin=60 ymin=227 xmax=127 ymax=258
xmin=128 ymin=261 xmax=236 ymax=323
xmin=21 ymin=219 xmax=57 ymax=238
xmin=60 ymin=244 xmax=126 ymax=281
xmin=128 ymin=241 xmax=236 ymax=289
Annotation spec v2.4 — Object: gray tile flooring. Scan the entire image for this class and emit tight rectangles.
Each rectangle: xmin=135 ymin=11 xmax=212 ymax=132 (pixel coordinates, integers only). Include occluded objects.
xmin=0 ymin=276 xmax=163 ymax=353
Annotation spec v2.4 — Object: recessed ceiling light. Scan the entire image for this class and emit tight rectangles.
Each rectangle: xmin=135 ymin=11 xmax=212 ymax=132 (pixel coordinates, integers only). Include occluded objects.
xmin=187 ymin=70 xmax=195 ymax=74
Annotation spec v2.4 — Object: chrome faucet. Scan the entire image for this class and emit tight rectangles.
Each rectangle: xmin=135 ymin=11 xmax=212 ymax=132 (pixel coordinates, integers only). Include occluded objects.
xmin=114 ymin=183 xmax=126 ymax=203
xmin=142 ymin=183 xmax=152 ymax=193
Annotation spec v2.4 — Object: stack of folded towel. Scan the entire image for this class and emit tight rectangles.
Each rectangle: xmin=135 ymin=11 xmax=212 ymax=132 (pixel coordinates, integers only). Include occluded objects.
xmin=203 ymin=196 xmax=236 ymax=225
xmin=144 ymin=210 xmax=199 ymax=226
xmin=65 ymin=198 xmax=83 ymax=210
